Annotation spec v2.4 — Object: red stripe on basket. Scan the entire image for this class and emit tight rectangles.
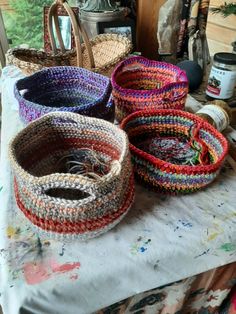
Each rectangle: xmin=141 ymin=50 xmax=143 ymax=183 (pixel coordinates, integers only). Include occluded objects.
xmin=14 ymin=176 xmax=134 ymax=234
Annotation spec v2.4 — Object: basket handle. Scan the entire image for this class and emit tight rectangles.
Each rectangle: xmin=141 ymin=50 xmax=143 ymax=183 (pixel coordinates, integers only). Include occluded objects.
xmin=48 ymin=0 xmax=95 ymax=69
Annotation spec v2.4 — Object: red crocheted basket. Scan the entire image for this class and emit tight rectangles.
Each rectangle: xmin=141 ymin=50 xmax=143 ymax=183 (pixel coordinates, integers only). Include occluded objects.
xmin=111 ymin=56 xmax=188 ymax=121
xmin=121 ymin=109 xmax=228 ymax=194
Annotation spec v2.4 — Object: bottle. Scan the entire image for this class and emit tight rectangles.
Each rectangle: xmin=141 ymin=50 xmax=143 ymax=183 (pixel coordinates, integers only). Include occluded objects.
xmin=206 ymin=52 xmax=236 ymax=100
xmin=196 ymin=100 xmax=232 ymax=132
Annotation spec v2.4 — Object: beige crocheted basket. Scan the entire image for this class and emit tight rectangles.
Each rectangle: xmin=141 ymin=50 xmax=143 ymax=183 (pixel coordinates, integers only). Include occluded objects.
xmin=9 ymin=112 xmax=135 ymax=240
xmin=6 ymin=0 xmax=132 ymax=76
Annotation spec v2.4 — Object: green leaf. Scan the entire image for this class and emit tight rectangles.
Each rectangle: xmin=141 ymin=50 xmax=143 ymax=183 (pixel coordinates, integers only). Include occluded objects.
xmin=211 ymin=2 xmax=236 ymax=17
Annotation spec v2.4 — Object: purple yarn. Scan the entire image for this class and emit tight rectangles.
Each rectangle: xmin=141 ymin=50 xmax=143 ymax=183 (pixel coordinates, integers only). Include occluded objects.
xmin=14 ymin=66 xmax=114 ymax=124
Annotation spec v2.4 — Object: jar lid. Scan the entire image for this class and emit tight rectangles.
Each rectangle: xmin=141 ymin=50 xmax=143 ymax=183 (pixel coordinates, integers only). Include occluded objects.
xmin=214 ymin=52 xmax=236 ymax=65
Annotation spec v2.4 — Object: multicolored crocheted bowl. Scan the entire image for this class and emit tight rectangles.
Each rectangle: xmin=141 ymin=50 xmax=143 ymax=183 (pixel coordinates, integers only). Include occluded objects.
xmin=121 ymin=109 xmax=228 ymax=194
xmin=9 ymin=112 xmax=134 ymax=240
xmin=14 ymin=66 xmax=114 ymax=124
xmin=111 ymin=56 xmax=188 ymax=121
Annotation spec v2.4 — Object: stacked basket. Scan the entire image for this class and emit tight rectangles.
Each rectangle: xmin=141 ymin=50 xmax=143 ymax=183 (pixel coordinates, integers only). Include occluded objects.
xmin=9 ymin=112 xmax=134 ymax=240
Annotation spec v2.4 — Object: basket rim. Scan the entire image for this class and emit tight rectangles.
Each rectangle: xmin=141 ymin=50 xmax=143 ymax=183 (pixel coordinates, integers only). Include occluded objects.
xmin=111 ymin=56 xmax=189 ymax=95
xmin=14 ymin=66 xmax=111 ymax=113
xmin=9 ymin=112 xmax=129 ymax=189
xmin=120 ymin=109 xmax=229 ymax=174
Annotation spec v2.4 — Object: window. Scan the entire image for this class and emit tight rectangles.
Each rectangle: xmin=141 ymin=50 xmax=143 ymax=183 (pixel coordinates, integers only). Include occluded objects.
xmin=1 ymin=0 xmax=77 ymax=49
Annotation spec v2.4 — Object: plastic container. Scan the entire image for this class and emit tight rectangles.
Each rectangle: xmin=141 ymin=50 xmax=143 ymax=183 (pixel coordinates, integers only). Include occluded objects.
xmin=206 ymin=52 xmax=236 ymax=100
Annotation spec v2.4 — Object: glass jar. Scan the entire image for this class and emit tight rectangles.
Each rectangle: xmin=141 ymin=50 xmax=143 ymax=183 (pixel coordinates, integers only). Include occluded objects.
xmin=206 ymin=52 xmax=236 ymax=100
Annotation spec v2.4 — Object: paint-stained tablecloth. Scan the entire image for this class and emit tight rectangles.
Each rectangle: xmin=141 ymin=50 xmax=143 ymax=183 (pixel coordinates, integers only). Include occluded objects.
xmin=0 ymin=66 xmax=236 ymax=314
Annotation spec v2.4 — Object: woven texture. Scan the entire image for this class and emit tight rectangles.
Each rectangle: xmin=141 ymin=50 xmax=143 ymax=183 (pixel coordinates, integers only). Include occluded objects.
xmin=111 ymin=56 xmax=189 ymax=121
xmin=9 ymin=112 xmax=134 ymax=240
xmin=6 ymin=34 xmax=132 ymax=77
xmin=121 ymin=109 xmax=228 ymax=194
xmin=14 ymin=66 xmax=114 ymax=124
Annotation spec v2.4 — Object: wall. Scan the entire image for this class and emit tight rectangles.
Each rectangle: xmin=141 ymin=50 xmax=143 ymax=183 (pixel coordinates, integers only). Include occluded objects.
xmin=206 ymin=0 xmax=236 ymax=55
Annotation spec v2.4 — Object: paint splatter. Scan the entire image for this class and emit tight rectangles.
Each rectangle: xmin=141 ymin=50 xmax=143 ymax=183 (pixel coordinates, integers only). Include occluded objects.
xmin=206 ymin=223 xmax=224 ymax=242
xmin=59 ymin=243 xmax=65 ymax=256
xmin=0 ymin=186 xmax=3 ymax=192
xmin=23 ymin=259 xmax=81 ymax=285
xmin=43 ymin=241 xmax=50 ymax=247
xmin=70 ymin=274 xmax=79 ymax=280
xmin=153 ymin=260 xmax=160 ymax=270
xmin=174 ymin=220 xmax=193 ymax=232
xmin=194 ymin=249 xmax=210 ymax=259
xmin=219 ymin=243 xmax=236 ymax=252
xmin=131 ymin=237 xmax=152 ymax=255
xmin=50 ymin=260 xmax=81 ymax=273
xmin=180 ymin=220 xmax=193 ymax=228
xmin=23 ymin=261 xmax=51 ymax=285
xmin=37 ymin=238 xmax=43 ymax=257
xmin=6 ymin=226 xmax=21 ymax=238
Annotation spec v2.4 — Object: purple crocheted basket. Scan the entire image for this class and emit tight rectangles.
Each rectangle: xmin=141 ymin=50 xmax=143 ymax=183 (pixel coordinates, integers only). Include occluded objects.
xmin=111 ymin=56 xmax=188 ymax=121
xmin=14 ymin=66 xmax=114 ymax=124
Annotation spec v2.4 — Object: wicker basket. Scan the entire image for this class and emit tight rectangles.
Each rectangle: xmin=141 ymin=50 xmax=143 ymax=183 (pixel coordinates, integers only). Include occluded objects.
xmin=6 ymin=0 xmax=132 ymax=77
xmin=111 ymin=56 xmax=188 ymax=121
xmin=9 ymin=112 xmax=134 ymax=240
xmin=121 ymin=109 xmax=228 ymax=194
xmin=14 ymin=66 xmax=114 ymax=124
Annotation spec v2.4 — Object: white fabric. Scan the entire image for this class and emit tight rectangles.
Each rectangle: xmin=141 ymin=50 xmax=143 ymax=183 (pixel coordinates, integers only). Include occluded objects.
xmin=0 ymin=66 xmax=236 ymax=314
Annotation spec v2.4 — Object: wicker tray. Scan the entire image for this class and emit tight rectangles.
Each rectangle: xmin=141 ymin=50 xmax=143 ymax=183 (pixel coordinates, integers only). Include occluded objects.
xmin=6 ymin=0 xmax=132 ymax=76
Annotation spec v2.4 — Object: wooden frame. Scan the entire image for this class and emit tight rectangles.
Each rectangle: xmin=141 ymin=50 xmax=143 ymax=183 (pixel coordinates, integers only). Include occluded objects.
xmin=97 ymin=18 xmax=136 ymax=49
xmin=43 ymin=6 xmax=79 ymax=52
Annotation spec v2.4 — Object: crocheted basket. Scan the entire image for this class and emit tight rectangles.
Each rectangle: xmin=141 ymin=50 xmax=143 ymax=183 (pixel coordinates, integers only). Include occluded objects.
xmin=111 ymin=56 xmax=189 ymax=121
xmin=9 ymin=112 xmax=134 ymax=240
xmin=6 ymin=0 xmax=132 ymax=77
xmin=14 ymin=66 xmax=114 ymax=124
xmin=121 ymin=109 xmax=228 ymax=194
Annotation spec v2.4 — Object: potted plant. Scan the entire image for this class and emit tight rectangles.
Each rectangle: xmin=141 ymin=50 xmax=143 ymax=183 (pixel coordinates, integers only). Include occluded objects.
xmin=211 ymin=2 xmax=236 ymax=53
